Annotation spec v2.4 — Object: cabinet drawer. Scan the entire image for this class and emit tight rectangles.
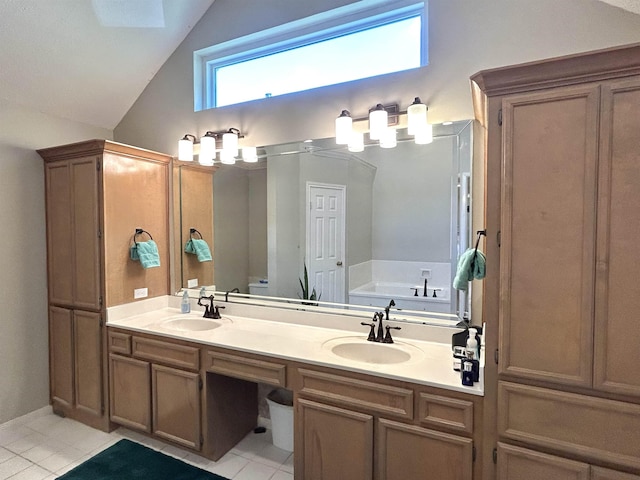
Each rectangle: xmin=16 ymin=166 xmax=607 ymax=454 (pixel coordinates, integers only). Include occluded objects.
xmin=418 ymin=392 xmax=474 ymax=435
xmin=108 ymin=331 xmax=131 ymax=355
xmin=499 ymin=381 xmax=640 ymax=470
xmin=205 ymin=351 xmax=286 ymax=386
xmin=132 ymin=337 xmax=199 ymax=371
xmin=298 ymin=368 xmax=413 ymax=420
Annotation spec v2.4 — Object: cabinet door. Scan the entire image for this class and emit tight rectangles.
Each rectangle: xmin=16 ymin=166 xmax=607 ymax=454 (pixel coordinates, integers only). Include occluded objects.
xmin=377 ymin=418 xmax=472 ymax=480
xmin=44 ymin=158 xmax=101 ymax=310
xmin=152 ymin=364 xmax=201 ymax=450
xmin=499 ymin=85 xmax=600 ymax=387
xmin=594 ymin=77 xmax=640 ymax=396
xmin=49 ymin=306 xmax=74 ymax=408
xmin=109 ymin=354 xmax=151 ymax=432
xmin=296 ymin=398 xmax=374 ymax=480
xmin=73 ymin=310 xmax=103 ymax=418
xmin=497 ymin=443 xmax=589 ymax=480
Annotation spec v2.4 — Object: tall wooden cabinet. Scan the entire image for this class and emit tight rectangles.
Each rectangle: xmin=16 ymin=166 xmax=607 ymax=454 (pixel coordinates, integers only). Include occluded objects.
xmin=472 ymin=43 xmax=640 ymax=479
xmin=39 ymin=140 xmax=171 ymax=430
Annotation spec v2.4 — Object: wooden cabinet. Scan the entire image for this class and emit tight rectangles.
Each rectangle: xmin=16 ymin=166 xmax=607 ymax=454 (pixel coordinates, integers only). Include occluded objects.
xmin=49 ymin=306 xmax=103 ymax=425
xmin=471 ymin=43 xmax=640 ymax=478
xmin=294 ymin=367 xmax=476 ymax=480
xmin=39 ymin=140 xmax=172 ymax=430
xmin=108 ymin=332 xmax=202 ymax=450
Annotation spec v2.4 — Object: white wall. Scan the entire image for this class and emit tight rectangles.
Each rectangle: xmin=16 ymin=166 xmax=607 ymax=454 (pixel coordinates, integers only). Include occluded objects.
xmin=114 ymin=0 xmax=640 ymax=152
xmin=0 ymin=99 xmax=111 ymax=424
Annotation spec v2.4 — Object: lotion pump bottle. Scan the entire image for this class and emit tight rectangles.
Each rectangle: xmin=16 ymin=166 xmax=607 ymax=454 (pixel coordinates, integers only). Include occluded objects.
xmin=464 ymin=328 xmax=480 ymax=383
xmin=181 ymin=290 xmax=190 ymax=314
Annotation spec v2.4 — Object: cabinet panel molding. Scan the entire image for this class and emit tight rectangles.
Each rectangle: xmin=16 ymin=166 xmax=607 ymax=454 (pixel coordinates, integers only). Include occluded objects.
xmin=594 ymin=77 xmax=640 ymax=397
xmin=73 ymin=310 xmax=103 ymax=418
xmin=205 ymin=350 xmax=286 ymax=386
xmin=497 ymin=442 xmax=589 ymax=480
xmin=132 ymin=336 xmax=199 ymax=371
xmin=152 ymin=364 xmax=201 ymax=450
xmin=109 ymin=354 xmax=151 ymax=432
xmin=417 ymin=392 xmax=474 ymax=435
xmin=592 ymin=466 xmax=640 ymax=480
xmin=296 ymin=398 xmax=373 ymax=480
xmin=108 ymin=331 xmax=131 ymax=355
xmin=298 ymin=368 xmax=413 ymax=420
xmin=499 ymin=85 xmax=599 ymax=387
xmin=499 ymin=381 xmax=640 ymax=470
xmin=378 ymin=418 xmax=473 ymax=480
xmin=49 ymin=306 xmax=74 ymax=408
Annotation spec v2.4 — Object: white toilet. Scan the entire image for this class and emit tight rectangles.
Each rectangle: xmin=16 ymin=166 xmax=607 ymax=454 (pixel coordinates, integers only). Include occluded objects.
xmin=248 ymin=282 xmax=269 ymax=296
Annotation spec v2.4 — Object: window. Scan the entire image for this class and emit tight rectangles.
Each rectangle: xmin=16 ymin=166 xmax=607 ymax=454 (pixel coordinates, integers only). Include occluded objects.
xmin=194 ymin=1 xmax=426 ymax=111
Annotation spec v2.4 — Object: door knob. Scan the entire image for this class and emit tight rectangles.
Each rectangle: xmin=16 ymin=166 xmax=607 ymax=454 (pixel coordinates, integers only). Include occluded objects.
xmin=337 ymin=261 xmax=343 ymax=266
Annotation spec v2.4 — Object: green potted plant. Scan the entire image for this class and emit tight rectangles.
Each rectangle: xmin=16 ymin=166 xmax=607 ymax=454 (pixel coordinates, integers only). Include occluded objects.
xmin=299 ymin=261 xmax=320 ymax=305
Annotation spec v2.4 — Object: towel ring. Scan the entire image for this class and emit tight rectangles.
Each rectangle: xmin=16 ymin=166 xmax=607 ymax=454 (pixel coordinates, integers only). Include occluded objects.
xmin=134 ymin=228 xmax=153 ymax=246
xmin=470 ymin=230 xmax=486 ymax=270
xmin=189 ymin=228 xmax=203 ymax=239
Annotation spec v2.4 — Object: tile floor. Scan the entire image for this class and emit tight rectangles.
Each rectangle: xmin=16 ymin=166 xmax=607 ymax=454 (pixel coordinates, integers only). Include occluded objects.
xmin=0 ymin=408 xmax=293 ymax=480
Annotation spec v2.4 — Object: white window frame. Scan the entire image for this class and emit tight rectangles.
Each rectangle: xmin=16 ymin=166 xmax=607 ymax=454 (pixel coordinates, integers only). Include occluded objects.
xmin=193 ymin=0 xmax=427 ymax=111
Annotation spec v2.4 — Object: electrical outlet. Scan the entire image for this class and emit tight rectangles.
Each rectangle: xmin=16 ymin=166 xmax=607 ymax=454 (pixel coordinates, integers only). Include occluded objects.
xmin=187 ymin=278 xmax=198 ymax=288
xmin=134 ymin=288 xmax=148 ymax=299
xmin=420 ymin=269 xmax=432 ymax=279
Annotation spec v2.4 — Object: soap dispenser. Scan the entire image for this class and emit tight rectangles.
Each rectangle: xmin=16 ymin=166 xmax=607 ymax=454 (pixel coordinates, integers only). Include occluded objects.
xmin=181 ymin=290 xmax=191 ymax=314
xmin=461 ymin=328 xmax=480 ymax=383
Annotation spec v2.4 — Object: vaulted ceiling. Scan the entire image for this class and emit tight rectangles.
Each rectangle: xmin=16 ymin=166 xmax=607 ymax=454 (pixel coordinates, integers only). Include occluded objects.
xmin=0 ymin=0 xmax=638 ymax=130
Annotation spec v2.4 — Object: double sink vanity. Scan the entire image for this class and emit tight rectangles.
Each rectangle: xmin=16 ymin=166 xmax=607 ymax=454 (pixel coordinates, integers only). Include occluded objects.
xmin=106 ymin=294 xmax=484 ymax=480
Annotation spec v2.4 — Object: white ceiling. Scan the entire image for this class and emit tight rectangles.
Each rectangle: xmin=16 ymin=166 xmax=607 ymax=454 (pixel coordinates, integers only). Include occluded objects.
xmin=0 ymin=0 xmax=638 ymax=131
xmin=0 ymin=0 xmax=214 ymax=129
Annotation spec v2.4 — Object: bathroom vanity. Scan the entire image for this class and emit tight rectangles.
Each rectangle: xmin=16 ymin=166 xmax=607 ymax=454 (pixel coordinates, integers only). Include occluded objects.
xmin=106 ymin=296 xmax=484 ymax=480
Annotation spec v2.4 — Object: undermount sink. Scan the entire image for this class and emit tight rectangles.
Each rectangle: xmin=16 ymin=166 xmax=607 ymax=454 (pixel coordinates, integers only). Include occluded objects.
xmin=322 ymin=337 xmax=424 ymax=365
xmin=159 ymin=316 xmax=223 ymax=332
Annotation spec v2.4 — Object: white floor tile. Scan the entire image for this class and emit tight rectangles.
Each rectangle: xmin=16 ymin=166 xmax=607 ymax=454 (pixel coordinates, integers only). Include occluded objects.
xmin=205 ymin=452 xmax=250 ymax=478
xmin=5 ymin=433 xmax=49 ymax=455
xmin=36 ymin=445 xmax=85 ymax=473
xmin=0 ymin=456 xmax=33 ymax=480
xmin=20 ymin=438 xmax=66 ymax=463
xmin=161 ymin=444 xmax=190 ymax=459
xmin=0 ymin=447 xmax=16 ymax=464
xmin=233 ymin=460 xmax=277 ymax=480
xmin=271 ymin=471 xmax=294 ymax=480
xmin=231 ymin=432 xmax=271 ymax=459
xmin=22 ymin=416 xmax=63 ymax=435
xmin=280 ymin=453 xmax=294 ymax=474
xmin=5 ymin=464 xmax=51 ymax=480
xmin=251 ymin=443 xmax=292 ymax=469
xmin=0 ymin=426 xmax=33 ymax=448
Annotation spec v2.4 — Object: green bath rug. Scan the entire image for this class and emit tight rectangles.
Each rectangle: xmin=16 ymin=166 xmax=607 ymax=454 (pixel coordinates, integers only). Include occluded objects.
xmin=56 ymin=439 xmax=229 ymax=480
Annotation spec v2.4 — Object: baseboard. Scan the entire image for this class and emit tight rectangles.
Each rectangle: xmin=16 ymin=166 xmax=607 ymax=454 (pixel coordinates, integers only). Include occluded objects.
xmin=0 ymin=404 xmax=53 ymax=430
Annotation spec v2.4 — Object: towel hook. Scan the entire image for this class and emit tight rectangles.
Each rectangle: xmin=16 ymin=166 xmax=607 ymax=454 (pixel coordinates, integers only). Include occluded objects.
xmin=470 ymin=230 xmax=486 ymax=270
xmin=134 ymin=228 xmax=153 ymax=246
xmin=189 ymin=228 xmax=203 ymax=239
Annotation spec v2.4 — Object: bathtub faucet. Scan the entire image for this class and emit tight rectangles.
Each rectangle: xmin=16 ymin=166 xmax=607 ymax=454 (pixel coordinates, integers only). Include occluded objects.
xmin=384 ymin=299 xmax=396 ymax=321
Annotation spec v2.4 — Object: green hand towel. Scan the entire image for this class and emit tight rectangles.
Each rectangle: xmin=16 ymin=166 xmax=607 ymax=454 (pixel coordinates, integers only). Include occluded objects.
xmin=184 ymin=238 xmax=212 ymax=262
xmin=130 ymin=240 xmax=161 ymax=269
xmin=453 ymin=248 xmax=486 ymax=291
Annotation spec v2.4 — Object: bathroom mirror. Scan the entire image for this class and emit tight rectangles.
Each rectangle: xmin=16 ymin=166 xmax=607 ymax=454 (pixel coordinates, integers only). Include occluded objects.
xmin=177 ymin=120 xmax=475 ymax=326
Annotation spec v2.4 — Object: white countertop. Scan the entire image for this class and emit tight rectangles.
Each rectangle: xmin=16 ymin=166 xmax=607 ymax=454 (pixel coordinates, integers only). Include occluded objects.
xmin=106 ymin=296 xmax=484 ymax=396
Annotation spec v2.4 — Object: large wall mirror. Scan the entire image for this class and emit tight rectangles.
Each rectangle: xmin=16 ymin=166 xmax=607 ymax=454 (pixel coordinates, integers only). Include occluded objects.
xmin=176 ymin=120 xmax=476 ymax=326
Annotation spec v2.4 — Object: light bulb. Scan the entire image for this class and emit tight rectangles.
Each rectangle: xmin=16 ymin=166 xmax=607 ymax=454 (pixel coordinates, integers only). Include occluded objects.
xmin=347 ymin=131 xmax=364 ymax=152
xmin=335 ymin=110 xmax=353 ymax=145
xmin=380 ymin=128 xmax=397 ymax=148
xmin=222 ymin=130 xmax=238 ymax=157
xmin=369 ymin=104 xmax=388 ymax=141
xmin=242 ymin=146 xmax=258 ymax=163
xmin=178 ymin=136 xmax=194 ymax=161
xmin=199 ymin=134 xmax=216 ymax=165
xmin=414 ymin=123 xmax=433 ymax=145
xmin=220 ymin=149 xmax=236 ymax=165
xmin=407 ymin=97 xmax=427 ymax=136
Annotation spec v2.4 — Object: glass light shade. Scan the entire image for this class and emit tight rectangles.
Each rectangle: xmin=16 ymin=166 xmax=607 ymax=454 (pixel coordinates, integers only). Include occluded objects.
xmin=369 ymin=104 xmax=388 ymax=141
xmin=414 ymin=123 xmax=434 ymax=144
xmin=335 ymin=110 xmax=353 ymax=145
xmin=380 ymin=128 xmax=397 ymax=148
xmin=242 ymin=146 xmax=258 ymax=163
xmin=407 ymin=97 xmax=427 ymax=136
xmin=222 ymin=131 xmax=239 ymax=157
xmin=178 ymin=138 xmax=194 ymax=161
xmin=199 ymin=134 xmax=216 ymax=165
xmin=220 ymin=149 xmax=236 ymax=165
xmin=347 ymin=131 xmax=364 ymax=152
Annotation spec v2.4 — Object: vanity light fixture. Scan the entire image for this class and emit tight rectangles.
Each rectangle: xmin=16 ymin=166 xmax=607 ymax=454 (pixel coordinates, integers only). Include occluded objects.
xmin=178 ymin=128 xmax=256 ymax=166
xmin=334 ymin=97 xmax=433 ymax=151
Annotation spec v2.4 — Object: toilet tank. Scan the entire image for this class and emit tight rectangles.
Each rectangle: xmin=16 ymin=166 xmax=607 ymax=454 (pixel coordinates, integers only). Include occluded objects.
xmin=249 ymin=282 xmax=269 ymax=296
